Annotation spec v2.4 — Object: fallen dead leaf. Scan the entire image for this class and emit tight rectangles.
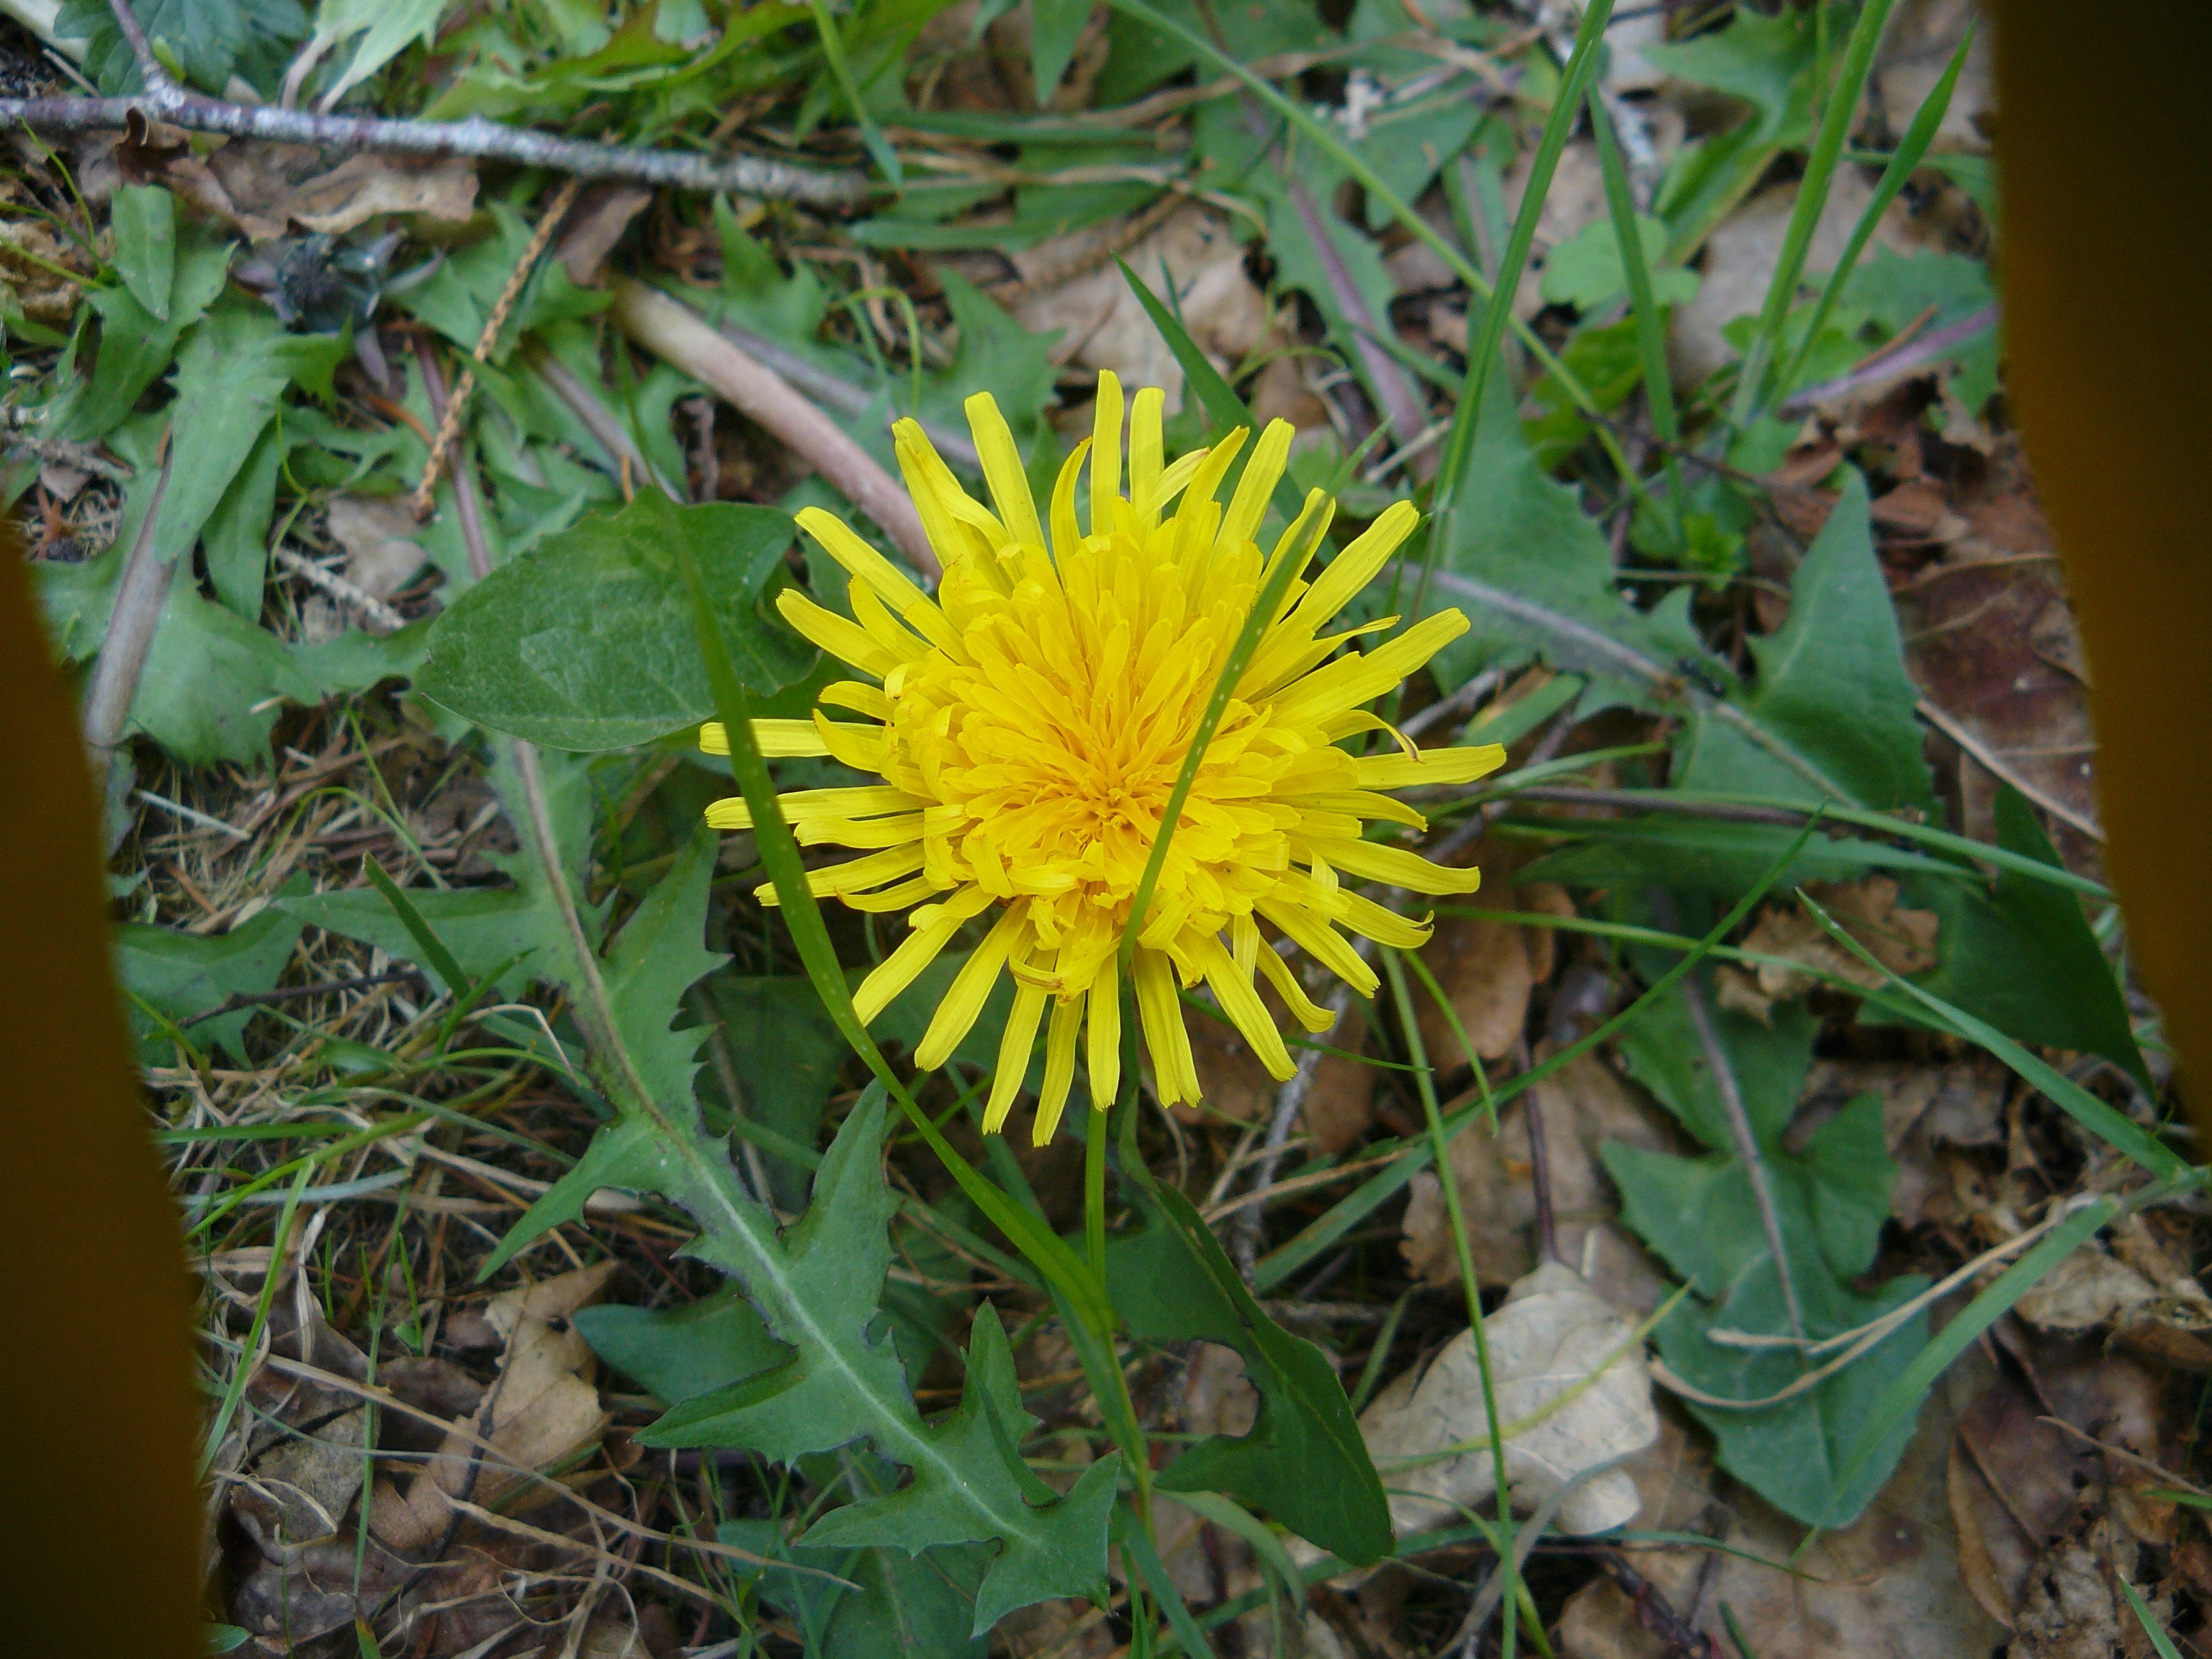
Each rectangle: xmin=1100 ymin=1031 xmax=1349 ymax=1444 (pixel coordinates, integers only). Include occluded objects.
xmin=1403 ymin=1051 xmax=1677 ymax=1302
xmin=1799 ymin=1055 xmax=2005 ymax=1226
xmin=1691 ymin=1342 xmax=2007 ymax=1659
xmin=1715 ymin=876 xmax=1938 ymax=1020
xmin=1894 ymin=459 xmax=2101 ymax=848
xmin=2012 ymin=1214 xmax=2212 ymax=1368
xmin=1006 ymin=206 xmax=1268 ymax=411
xmin=1187 ymin=975 xmax=1372 ymax=1147
xmin=1670 ymin=169 xmax=1918 ymax=387
xmin=559 ymin=182 xmax=653 ymax=288
xmin=1555 ymin=1415 xmax=1723 ymax=1659
xmin=369 ymin=1261 xmax=615 ymax=1551
xmin=0 ymin=217 xmax=81 ymax=323
xmin=1415 ymin=880 xmax=1575 ymax=1069
xmin=1354 ymin=1260 xmax=1660 ymax=1545
xmin=324 ymin=494 xmax=431 ymax=610
xmin=2013 ymin=1516 xmax=2173 ymax=1659
xmin=115 ymin=114 xmax=288 ymax=241
xmin=282 ymin=153 xmax=480 ymax=236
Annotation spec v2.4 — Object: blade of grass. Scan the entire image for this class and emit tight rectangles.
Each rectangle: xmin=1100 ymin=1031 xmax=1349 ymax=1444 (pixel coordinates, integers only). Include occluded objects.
xmin=1794 ymin=887 xmax=2190 ymax=1179
xmin=805 ymin=0 xmax=902 ymax=186
xmin=1383 ymin=945 xmax=1522 ymax=1650
xmin=1728 ymin=0 xmax=1900 ymax=431
xmin=1408 ymin=0 xmax=1620 ymax=631
xmin=1102 ymin=0 xmax=1616 ymax=441
xmin=1252 ymin=816 xmax=1822 ymax=1290
xmin=1120 ymin=1508 xmax=1215 ymax=1658
xmin=1467 ymin=783 xmax=2116 ymax=899
xmin=201 ymin=1161 xmax=314 ymax=1474
xmin=1816 ymin=1194 xmax=2114 ymax=1529
xmin=1588 ymin=82 xmax=1685 ymax=538
xmin=2123 ymin=1575 xmax=2188 ymax=1659
xmin=1771 ymin=26 xmax=1977 ymax=403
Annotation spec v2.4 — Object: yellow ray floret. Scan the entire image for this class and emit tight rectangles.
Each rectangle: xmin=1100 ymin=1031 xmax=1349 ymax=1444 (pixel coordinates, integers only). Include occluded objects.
xmin=702 ymin=373 xmax=1503 ymax=1145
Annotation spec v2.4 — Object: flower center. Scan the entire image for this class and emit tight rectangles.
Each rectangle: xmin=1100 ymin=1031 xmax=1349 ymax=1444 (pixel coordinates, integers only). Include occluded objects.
xmin=887 ymin=521 xmax=1297 ymax=961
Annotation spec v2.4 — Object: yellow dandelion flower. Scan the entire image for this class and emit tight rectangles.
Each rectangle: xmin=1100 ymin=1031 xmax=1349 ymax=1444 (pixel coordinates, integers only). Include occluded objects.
xmin=701 ymin=374 xmax=1505 ymax=1145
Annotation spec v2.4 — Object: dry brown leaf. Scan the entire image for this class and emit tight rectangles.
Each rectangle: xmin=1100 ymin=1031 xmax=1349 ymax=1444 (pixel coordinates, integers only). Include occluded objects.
xmin=1414 ymin=881 xmax=1573 ymax=1069
xmin=1186 ymin=974 xmax=1371 ymax=1146
xmin=1353 ymin=1261 xmax=1660 ymax=1545
xmin=114 ymin=114 xmax=289 ymax=241
xmin=1006 ymin=206 xmax=1267 ymax=409
xmin=1402 ymin=1051 xmax=1677 ymax=1299
xmin=1715 ymin=876 xmax=1938 ymax=1020
xmin=283 ymin=153 xmax=480 ymax=236
xmin=558 ymin=182 xmax=653 ymax=286
xmin=1800 ymin=1056 xmax=2004 ymax=1226
xmin=369 ymin=1262 xmax=615 ymax=1551
xmin=0 ymin=217 xmax=81 ymax=323
xmin=323 ymin=494 xmax=431 ymax=610
xmin=1669 ymin=170 xmax=1918 ymax=387
xmin=1555 ymin=1416 xmax=1721 ymax=1659
xmin=1693 ymin=1346 xmax=2006 ymax=1659
xmin=1895 ymin=464 xmax=2101 ymax=848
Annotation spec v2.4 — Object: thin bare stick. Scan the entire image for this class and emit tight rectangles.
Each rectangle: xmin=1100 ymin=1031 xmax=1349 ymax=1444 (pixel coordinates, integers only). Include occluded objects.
xmin=412 ymin=178 xmax=580 ymax=518
xmin=1917 ymin=693 xmax=2105 ymax=842
xmin=526 ymin=342 xmax=682 ymax=501
xmin=1668 ymin=925 xmax=1807 ymax=1345
xmin=709 ymin=315 xmax=981 ymax=472
xmin=611 ymin=279 xmax=936 ymax=575
xmin=0 ymin=75 xmax=862 ymax=206
xmin=271 ymin=546 xmax=406 ymax=633
xmin=413 ymin=341 xmax=492 ymax=583
xmin=81 ymin=440 xmax=175 ymax=773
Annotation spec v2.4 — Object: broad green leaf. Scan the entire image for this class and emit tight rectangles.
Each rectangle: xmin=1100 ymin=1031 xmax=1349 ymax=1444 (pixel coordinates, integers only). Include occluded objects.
xmin=158 ymin=302 xmax=346 ymax=567
xmin=416 ymin=492 xmax=811 ymax=749
xmin=58 ymin=0 xmax=308 ymax=93
xmin=1841 ymin=248 xmax=2000 ymax=413
xmin=1674 ymin=475 xmax=1936 ymax=811
xmin=1093 ymin=0 xmax=1332 ymax=104
xmin=1645 ymin=6 xmax=1817 ymax=261
xmin=116 ymin=888 xmax=305 ymax=1062
xmin=1539 ymin=216 xmax=1699 ymax=311
xmin=1655 ymin=1256 xmax=1929 ymax=1529
xmin=603 ymin=823 xmax=727 ymax=1113
xmin=1107 ymin=1182 xmax=1392 ymax=1566
xmin=1423 ymin=372 xmax=1712 ymax=709
xmin=310 ymin=0 xmax=449 ymax=105
xmin=1891 ymin=786 xmax=2149 ymax=1084
xmin=202 ymin=418 xmax=289 ymax=619
xmin=111 ymin=186 xmax=176 ymax=320
xmin=577 ymin=1285 xmax=784 ymax=1407
xmin=1605 ymin=1092 xmax=1895 ymax=1297
xmin=698 ymin=974 xmax=847 ymax=1209
xmin=1508 ymin=814 xmax=1951 ymax=896
xmin=717 ymin=1519 xmax=992 ymax=1659
xmin=63 ymin=238 xmax=231 ymax=442
xmin=1618 ymin=989 xmax=1817 ymax=1152
xmin=1604 ymin=970 xmax=1927 ymax=1527
xmin=572 ymin=1097 xmax=1114 ymax=1632
xmin=130 ymin=585 xmax=315 ymax=765
xmin=396 ymin=200 xmax=608 ymax=358
xmin=802 ymin=1306 xmax=1120 ymax=1634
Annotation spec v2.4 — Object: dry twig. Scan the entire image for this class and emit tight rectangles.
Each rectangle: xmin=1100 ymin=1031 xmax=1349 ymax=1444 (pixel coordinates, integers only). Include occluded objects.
xmin=611 ymin=279 xmax=937 ymax=575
